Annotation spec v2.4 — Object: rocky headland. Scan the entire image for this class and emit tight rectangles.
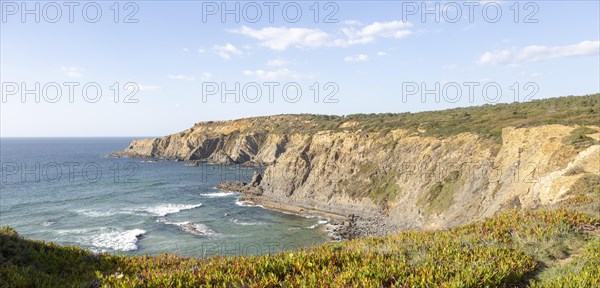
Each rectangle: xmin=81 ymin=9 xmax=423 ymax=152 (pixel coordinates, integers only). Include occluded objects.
xmin=112 ymin=95 xmax=600 ymax=239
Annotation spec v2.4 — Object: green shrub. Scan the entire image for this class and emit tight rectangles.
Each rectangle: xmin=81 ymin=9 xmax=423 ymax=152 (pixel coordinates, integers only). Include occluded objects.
xmin=369 ymin=173 xmax=402 ymax=207
xmin=418 ymin=170 xmax=462 ymax=214
xmin=562 ymin=126 xmax=600 ymax=148
xmin=567 ymin=174 xmax=600 ymax=197
xmin=225 ymin=94 xmax=599 ymax=142
xmin=530 ymin=236 xmax=600 ymax=288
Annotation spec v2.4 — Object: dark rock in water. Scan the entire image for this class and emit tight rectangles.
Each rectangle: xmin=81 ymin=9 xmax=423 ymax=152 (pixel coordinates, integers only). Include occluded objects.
xmin=178 ymin=222 xmax=212 ymax=236
xmin=217 ymin=173 xmax=263 ymax=195
xmin=185 ymin=160 xmax=200 ymax=167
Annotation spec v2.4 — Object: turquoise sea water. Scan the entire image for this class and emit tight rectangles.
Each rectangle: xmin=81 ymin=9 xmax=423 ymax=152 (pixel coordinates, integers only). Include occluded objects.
xmin=0 ymin=138 xmax=329 ymax=256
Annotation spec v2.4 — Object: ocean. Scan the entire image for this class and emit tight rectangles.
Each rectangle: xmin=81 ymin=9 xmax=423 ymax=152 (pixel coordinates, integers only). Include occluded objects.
xmin=0 ymin=138 xmax=329 ymax=257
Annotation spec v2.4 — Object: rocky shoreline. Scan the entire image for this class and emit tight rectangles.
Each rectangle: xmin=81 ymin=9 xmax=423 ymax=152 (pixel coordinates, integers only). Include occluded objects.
xmin=217 ymin=173 xmax=397 ymax=241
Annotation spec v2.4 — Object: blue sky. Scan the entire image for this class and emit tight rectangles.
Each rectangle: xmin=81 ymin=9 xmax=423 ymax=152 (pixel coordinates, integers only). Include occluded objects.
xmin=1 ymin=1 xmax=599 ymax=137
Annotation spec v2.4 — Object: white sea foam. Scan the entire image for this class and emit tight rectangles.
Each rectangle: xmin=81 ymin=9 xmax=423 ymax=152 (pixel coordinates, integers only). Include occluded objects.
xmin=76 ymin=209 xmax=116 ymax=218
xmin=56 ymin=227 xmax=96 ymax=235
xmin=78 ymin=228 xmax=146 ymax=252
xmin=200 ymin=192 xmax=236 ymax=198
xmin=235 ymin=199 xmax=263 ymax=208
xmin=230 ymin=218 xmax=263 ymax=226
xmin=139 ymin=203 xmax=202 ymax=217
xmin=41 ymin=221 xmax=56 ymax=227
xmin=305 ymin=218 xmax=329 ymax=229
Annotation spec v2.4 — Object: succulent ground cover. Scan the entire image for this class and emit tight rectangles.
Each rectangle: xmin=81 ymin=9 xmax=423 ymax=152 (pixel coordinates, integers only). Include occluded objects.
xmin=1 ymin=207 xmax=598 ymax=287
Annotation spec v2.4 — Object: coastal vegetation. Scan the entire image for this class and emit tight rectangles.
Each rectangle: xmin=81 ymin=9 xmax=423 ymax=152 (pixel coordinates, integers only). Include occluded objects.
xmin=224 ymin=94 xmax=599 ymax=142
xmin=1 ymin=206 xmax=598 ymax=287
xmin=562 ymin=126 xmax=599 ymax=148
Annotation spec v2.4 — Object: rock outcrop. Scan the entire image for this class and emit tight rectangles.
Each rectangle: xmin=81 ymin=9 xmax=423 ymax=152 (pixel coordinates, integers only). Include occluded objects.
xmin=217 ymin=171 xmax=263 ymax=195
xmin=113 ymin=98 xmax=600 ymax=233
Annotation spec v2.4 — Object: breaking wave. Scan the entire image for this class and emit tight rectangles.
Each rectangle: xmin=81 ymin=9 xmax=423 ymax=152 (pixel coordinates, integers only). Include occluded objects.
xmin=75 ymin=209 xmax=116 ymax=218
xmin=200 ymin=192 xmax=237 ymax=198
xmin=137 ymin=203 xmax=203 ymax=217
xmin=235 ymin=199 xmax=263 ymax=208
xmin=75 ymin=228 xmax=146 ymax=252
xmin=230 ymin=218 xmax=263 ymax=226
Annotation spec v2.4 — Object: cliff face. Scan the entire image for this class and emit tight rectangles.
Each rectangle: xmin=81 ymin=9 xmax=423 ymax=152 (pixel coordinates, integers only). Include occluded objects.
xmin=257 ymin=125 xmax=599 ymax=230
xmin=114 ymin=113 xmax=600 ymax=230
xmin=114 ymin=116 xmax=295 ymax=165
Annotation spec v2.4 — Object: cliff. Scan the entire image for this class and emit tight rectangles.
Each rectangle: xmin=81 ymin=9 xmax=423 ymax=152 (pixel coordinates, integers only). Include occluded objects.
xmin=113 ymin=95 xmax=600 ymax=232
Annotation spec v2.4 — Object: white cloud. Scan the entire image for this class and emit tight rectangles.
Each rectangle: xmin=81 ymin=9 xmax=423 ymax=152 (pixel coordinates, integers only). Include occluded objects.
xmin=230 ymin=26 xmax=330 ymax=50
xmin=479 ymin=40 xmax=600 ymax=66
xmin=138 ymin=84 xmax=162 ymax=91
xmin=242 ymin=68 xmax=315 ymax=80
xmin=60 ymin=66 xmax=83 ymax=78
xmin=201 ymin=72 xmax=213 ymax=81
xmin=168 ymin=74 xmax=196 ymax=81
xmin=197 ymin=48 xmax=205 ymax=53
xmin=377 ymin=51 xmax=388 ymax=56
xmin=230 ymin=20 xmax=413 ymax=50
xmin=338 ymin=21 xmax=412 ymax=46
xmin=267 ymin=58 xmax=290 ymax=67
xmin=212 ymin=43 xmax=243 ymax=60
xmin=344 ymin=54 xmax=369 ymax=62
xmin=182 ymin=47 xmax=190 ymax=53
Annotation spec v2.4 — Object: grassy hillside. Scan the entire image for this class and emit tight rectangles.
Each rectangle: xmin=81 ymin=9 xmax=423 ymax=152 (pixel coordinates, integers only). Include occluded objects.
xmin=2 ymin=207 xmax=598 ymax=287
xmin=208 ymin=94 xmax=600 ymax=142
